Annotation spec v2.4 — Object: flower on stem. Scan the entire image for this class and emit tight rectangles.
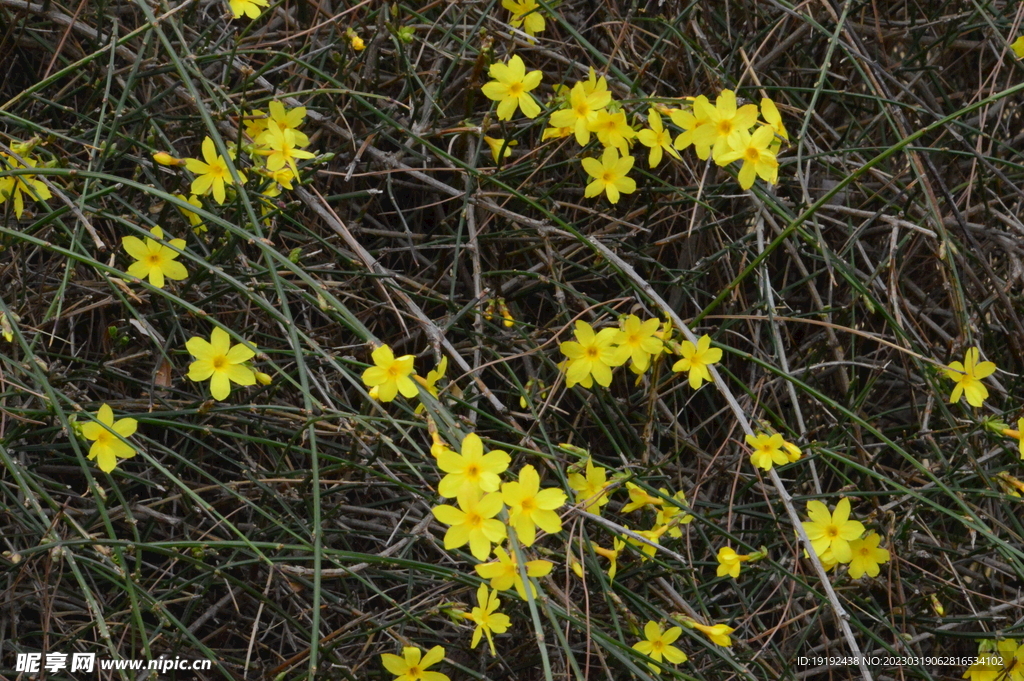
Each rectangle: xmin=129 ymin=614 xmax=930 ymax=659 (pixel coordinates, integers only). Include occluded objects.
xmin=671 ymin=334 xmax=722 ymax=389
xmin=567 ymin=458 xmax=611 ymax=514
xmin=745 ymin=432 xmax=796 ymax=471
xmin=227 ymin=0 xmax=267 ymax=20
xmin=581 ymin=147 xmax=636 ymax=205
xmin=152 ymin=151 xmax=183 ymax=166
xmin=945 ymin=347 xmax=996 ymax=407
xmin=186 ymin=327 xmax=257 ymax=401
xmin=0 ymin=153 xmax=52 ymax=219
xmin=632 ymin=621 xmax=687 ymax=672
xmin=474 ymin=546 xmax=553 ymax=599
xmin=1012 ymin=36 xmax=1024 ymax=58
xmin=122 ymin=226 xmax=188 ymax=289
xmin=413 ymin=356 xmax=447 ymax=413
xmin=436 ymin=432 xmax=510 ymax=498
xmin=502 ymin=0 xmax=545 ymax=37
xmin=184 ymin=137 xmax=246 ymax=205
xmin=431 ymin=490 xmax=506 ymax=560
xmin=175 ymin=194 xmax=206 ymax=234
xmin=380 ymin=645 xmax=449 ymax=681
xmin=682 ymin=619 xmax=735 ymax=647
xmin=716 ymin=125 xmax=779 ymax=189
xmin=801 ymin=497 xmax=865 ymax=563
xmin=716 ymin=546 xmax=754 ymax=579
xmin=501 ymin=464 xmax=566 ymax=546
xmin=361 ymin=345 xmax=418 ymax=402
xmin=481 ymin=55 xmax=542 ymax=120
xmin=465 ymin=584 xmax=511 ymax=655
xmin=654 ymin=489 xmax=693 ymax=538
xmin=847 ymin=532 xmax=890 ymax=579
xmin=587 ymin=110 xmax=635 ymax=155
xmin=692 ymin=89 xmax=759 ymax=163
xmin=257 ymin=120 xmax=315 ymax=177
xmin=613 ymin=314 xmax=663 ymax=374
xmin=760 ymin=97 xmax=789 ymax=141
xmin=627 ymin=523 xmax=669 ymax=560
xmin=559 ymin=320 xmax=629 ymax=389
xmin=592 ymin=538 xmax=625 ymax=579
xmin=636 ymin=109 xmax=681 ymax=168
xmin=346 ymin=27 xmax=365 ymax=51
xmin=81 ymin=404 xmax=137 ymax=473
xmin=670 ymin=96 xmax=712 ymax=159
xmin=621 ymin=482 xmax=663 ymax=513
xmin=549 ymin=81 xmax=612 ymax=146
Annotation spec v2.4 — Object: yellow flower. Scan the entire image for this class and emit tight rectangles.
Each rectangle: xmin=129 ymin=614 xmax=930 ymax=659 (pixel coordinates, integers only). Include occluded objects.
xmin=380 ymin=645 xmax=449 ymax=681
xmin=502 ymin=0 xmax=545 ymax=36
xmin=669 ymin=96 xmax=712 ymax=159
xmin=692 ymin=89 xmax=759 ymax=163
xmin=0 ymin=153 xmax=52 ymax=219
xmin=541 ymin=125 xmax=573 ymax=140
xmin=963 ymin=640 xmax=1016 ymax=681
xmin=945 ymin=347 xmax=996 ymax=407
xmin=687 ymin=620 xmax=734 ymax=647
xmin=502 ymin=464 xmax=566 ymax=546
xmin=613 ymin=315 xmax=663 ymax=373
xmin=760 ymin=97 xmax=789 ymax=141
xmin=152 ymin=151 xmax=183 ymax=166
xmin=474 ymin=546 xmax=553 ymax=598
xmin=636 ymin=109 xmax=681 ymax=168
xmin=582 ymin=147 xmax=636 ymax=204
xmin=184 ymin=137 xmax=245 ymax=205
xmin=716 ymin=546 xmax=753 ymax=579
xmin=257 ymin=120 xmax=315 ymax=177
xmin=346 ymin=28 xmax=365 ymax=51
xmin=654 ymin=489 xmax=693 ymax=537
xmin=483 ymin=136 xmax=517 ymax=163
xmin=587 ymin=110 xmax=635 ymax=155
xmin=361 ymin=344 xmax=418 ymax=402
xmin=413 ymin=357 xmax=447 ymax=413
xmin=672 ymin=334 xmax=722 ymax=389
xmin=802 ymin=497 xmax=865 ymax=563
xmin=0 ymin=312 xmax=14 ymax=343
xmin=621 ymin=482 xmax=662 ymax=513
xmin=122 ymin=226 xmax=188 ymax=289
xmin=592 ymin=538 xmax=625 ymax=579
xmin=745 ymin=432 xmax=790 ymax=471
xmin=480 ymin=55 xmax=542 ymax=121
xmin=250 ymin=101 xmax=310 ymax=148
xmin=632 ymin=621 xmax=687 ymax=671
xmin=81 ymin=404 xmax=137 ymax=473
xmin=175 ymin=194 xmax=206 ymax=234
xmin=227 ymin=0 xmax=267 ymax=19
xmin=465 ymin=584 xmax=511 ymax=655
xmin=431 ymin=490 xmax=506 ymax=560
xmin=559 ymin=320 xmax=629 ymax=389
xmin=716 ymin=125 xmax=779 ymax=189
xmin=549 ymin=81 xmax=612 ymax=146
xmin=186 ymin=327 xmax=257 ymax=401
xmin=628 ymin=523 xmax=669 ymax=560
xmin=783 ymin=440 xmax=802 ymax=462
xmin=847 ymin=531 xmax=890 ymax=579
xmin=567 ymin=459 xmax=610 ymax=514
xmin=430 ymin=430 xmax=455 ymax=459
xmin=437 ymin=432 xmax=510 ymax=498
xmin=1012 ymin=36 xmax=1024 ymax=58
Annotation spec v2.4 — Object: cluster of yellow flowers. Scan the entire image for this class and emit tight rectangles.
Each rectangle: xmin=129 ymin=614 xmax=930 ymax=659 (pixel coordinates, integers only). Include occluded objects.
xmin=801 ymin=498 xmax=890 ymax=578
xmin=0 ymin=142 xmax=53 ymax=219
xmin=963 ymin=639 xmax=1024 ymax=681
xmin=631 ymin=618 xmax=736 ymax=672
xmin=558 ymin=315 xmax=720 ymax=391
xmin=479 ymin=49 xmax=789 ymax=202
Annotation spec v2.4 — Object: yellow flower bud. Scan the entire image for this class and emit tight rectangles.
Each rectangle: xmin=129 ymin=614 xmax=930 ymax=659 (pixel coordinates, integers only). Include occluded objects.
xmin=152 ymin=151 xmax=183 ymax=166
xmin=254 ymin=371 xmax=272 ymax=385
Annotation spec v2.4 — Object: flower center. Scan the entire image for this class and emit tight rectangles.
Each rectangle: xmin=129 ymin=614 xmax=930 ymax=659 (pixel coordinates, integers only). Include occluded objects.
xmin=148 ymin=254 xmax=162 ymax=265
xmin=584 ymin=345 xmax=600 ymax=359
xmin=744 ymin=147 xmax=760 ymax=162
xmin=465 ymin=512 xmax=483 ymax=529
xmin=508 ymin=82 xmax=524 ymax=97
xmin=520 ymin=497 xmax=535 ymax=513
xmin=601 ymin=171 xmax=615 ymax=183
xmin=212 ymin=355 xmax=227 ymax=370
xmin=407 ymin=666 xmax=421 ymax=677
xmin=386 ymin=365 xmax=400 ymax=378
xmin=717 ymin=120 xmax=733 ymax=136
xmin=95 ymin=431 xmax=112 ymax=446
xmin=652 ymin=640 xmax=665 ymax=652
xmin=466 ymin=464 xmax=480 ymax=479
xmin=825 ymin=525 xmax=839 ymax=539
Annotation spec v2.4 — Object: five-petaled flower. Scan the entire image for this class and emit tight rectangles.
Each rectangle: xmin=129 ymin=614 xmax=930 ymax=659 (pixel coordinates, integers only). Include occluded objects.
xmin=185 ymin=137 xmax=246 ymax=205
xmin=692 ymin=89 xmax=759 ymax=163
xmin=481 ymin=55 xmax=542 ymax=121
xmin=122 ymin=225 xmax=188 ymax=289
xmin=637 ymin=109 xmax=681 ymax=168
xmin=0 ymin=153 xmax=52 ymax=219
xmin=465 ymin=584 xmax=511 ymax=655
xmin=81 ymin=404 xmax=138 ymax=473
xmin=362 ymin=344 xmax=418 ymax=403
xmin=802 ymin=497 xmax=865 ymax=563
xmin=567 ymin=458 xmax=611 ymax=514
xmin=945 ymin=347 xmax=996 ymax=407
xmin=716 ymin=125 xmax=779 ymax=189
xmin=474 ymin=547 xmax=553 ymax=599
xmin=613 ymin=314 xmax=663 ymax=373
xmin=431 ymin=490 xmax=506 ymax=560
xmin=672 ymin=334 xmax=722 ymax=389
xmin=847 ymin=532 xmax=890 ymax=579
xmin=501 ymin=464 xmax=567 ymax=546
xmin=380 ymin=645 xmax=449 ymax=681
xmin=436 ymin=432 xmax=510 ymax=498
xmin=257 ymin=120 xmax=315 ymax=177
xmin=745 ymin=432 xmax=792 ymax=471
xmin=549 ymin=81 xmax=612 ymax=146
xmin=186 ymin=327 xmax=257 ymax=401
xmin=632 ymin=621 xmax=687 ymax=672
xmin=582 ymin=147 xmax=637 ymax=204
xmin=502 ymin=0 xmax=545 ymax=37
xmin=560 ymin=320 xmax=629 ymax=389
